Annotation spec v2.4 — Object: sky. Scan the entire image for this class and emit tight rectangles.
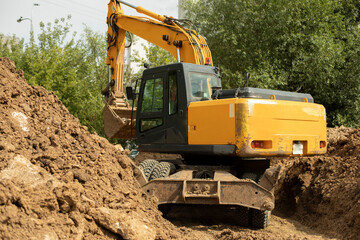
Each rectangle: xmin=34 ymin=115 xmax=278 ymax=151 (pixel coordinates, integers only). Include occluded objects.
xmin=0 ymin=0 xmax=180 ymax=43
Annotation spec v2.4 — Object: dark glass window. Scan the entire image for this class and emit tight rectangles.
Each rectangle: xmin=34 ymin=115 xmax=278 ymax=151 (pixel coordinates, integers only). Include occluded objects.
xmin=141 ymin=78 xmax=163 ymax=113
xmin=140 ymin=118 xmax=163 ymax=132
xmin=189 ymin=72 xmax=219 ymax=100
xmin=168 ymin=71 xmax=178 ymax=115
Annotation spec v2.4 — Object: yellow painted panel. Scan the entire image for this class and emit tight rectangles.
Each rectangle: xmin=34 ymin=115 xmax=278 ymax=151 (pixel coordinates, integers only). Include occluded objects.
xmin=188 ymin=98 xmax=327 ymax=157
xmin=188 ymin=99 xmax=236 ymax=145
xmin=235 ymin=99 xmax=327 ymax=157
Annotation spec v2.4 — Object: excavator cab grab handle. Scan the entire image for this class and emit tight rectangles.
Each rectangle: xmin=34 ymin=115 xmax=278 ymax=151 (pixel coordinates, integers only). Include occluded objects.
xmin=126 ymin=86 xmax=135 ymax=100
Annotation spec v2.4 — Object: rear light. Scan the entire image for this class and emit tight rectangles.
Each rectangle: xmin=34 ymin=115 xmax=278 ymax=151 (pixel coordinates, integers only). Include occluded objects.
xmin=205 ymin=57 xmax=212 ymax=65
xmin=320 ymin=141 xmax=326 ymax=148
xmin=251 ymin=141 xmax=264 ymax=148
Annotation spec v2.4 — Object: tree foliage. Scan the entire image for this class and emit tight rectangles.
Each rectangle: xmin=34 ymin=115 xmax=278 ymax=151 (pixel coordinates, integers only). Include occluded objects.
xmin=132 ymin=42 xmax=176 ymax=69
xmin=145 ymin=43 xmax=176 ymax=67
xmin=128 ymin=41 xmax=176 ymax=94
xmin=2 ymin=0 xmax=359 ymax=134
xmin=183 ymin=0 xmax=360 ymax=127
xmin=0 ymin=35 xmax=24 ymax=64
xmin=1 ymin=17 xmax=177 ymax=139
xmin=0 ymin=17 xmax=108 ymax=136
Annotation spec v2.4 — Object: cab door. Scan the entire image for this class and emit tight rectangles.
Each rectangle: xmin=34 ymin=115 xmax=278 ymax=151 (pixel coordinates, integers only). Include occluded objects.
xmin=136 ymin=72 xmax=166 ymax=144
xmin=165 ymin=70 xmax=187 ymax=144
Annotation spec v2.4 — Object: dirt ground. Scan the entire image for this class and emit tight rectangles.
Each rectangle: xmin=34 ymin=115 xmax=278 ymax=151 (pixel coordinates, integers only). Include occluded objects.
xmin=274 ymin=126 xmax=360 ymax=240
xmin=1 ymin=57 xmax=359 ymax=239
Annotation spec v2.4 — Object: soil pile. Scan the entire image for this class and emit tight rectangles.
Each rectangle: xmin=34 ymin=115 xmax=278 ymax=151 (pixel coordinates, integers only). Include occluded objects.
xmin=276 ymin=126 xmax=360 ymax=239
xmin=0 ymin=57 xmax=192 ymax=240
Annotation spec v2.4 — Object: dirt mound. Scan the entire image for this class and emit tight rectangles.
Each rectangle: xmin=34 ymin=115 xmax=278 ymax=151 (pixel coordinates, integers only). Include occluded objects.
xmin=0 ymin=57 xmax=195 ymax=239
xmin=276 ymin=126 xmax=360 ymax=239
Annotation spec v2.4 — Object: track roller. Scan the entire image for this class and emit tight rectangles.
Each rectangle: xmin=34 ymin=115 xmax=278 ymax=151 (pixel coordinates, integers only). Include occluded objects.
xmin=149 ymin=162 xmax=176 ymax=180
xmin=250 ymin=209 xmax=271 ymax=229
xmin=138 ymin=159 xmax=158 ymax=181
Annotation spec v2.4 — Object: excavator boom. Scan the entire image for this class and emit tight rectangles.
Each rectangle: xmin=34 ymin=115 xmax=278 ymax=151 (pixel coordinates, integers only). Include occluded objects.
xmin=103 ymin=0 xmax=212 ymax=139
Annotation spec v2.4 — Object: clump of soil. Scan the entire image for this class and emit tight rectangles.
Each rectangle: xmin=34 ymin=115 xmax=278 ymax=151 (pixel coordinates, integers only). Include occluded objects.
xmin=276 ymin=126 xmax=360 ymax=239
xmin=0 ymin=57 xmax=191 ymax=239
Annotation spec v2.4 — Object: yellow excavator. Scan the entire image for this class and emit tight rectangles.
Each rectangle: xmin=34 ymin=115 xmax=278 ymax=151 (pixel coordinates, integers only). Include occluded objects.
xmin=102 ymin=0 xmax=327 ymax=228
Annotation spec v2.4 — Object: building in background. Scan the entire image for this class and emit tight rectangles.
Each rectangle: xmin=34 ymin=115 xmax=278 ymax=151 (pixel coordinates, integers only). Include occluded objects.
xmin=0 ymin=35 xmax=20 ymax=53
xmin=178 ymin=0 xmax=186 ymax=19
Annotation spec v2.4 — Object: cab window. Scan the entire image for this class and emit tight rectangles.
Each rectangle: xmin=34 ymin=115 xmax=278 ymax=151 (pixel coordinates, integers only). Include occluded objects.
xmin=140 ymin=118 xmax=163 ymax=132
xmin=140 ymin=77 xmax=163 ymax=113
xmin=189 ymin=72 xmax=219 ymax=100
xmin=168 ymin=71 xmax=178 ymax=115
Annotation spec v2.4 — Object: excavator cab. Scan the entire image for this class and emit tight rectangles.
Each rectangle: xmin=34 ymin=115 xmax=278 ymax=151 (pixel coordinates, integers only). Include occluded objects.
xmin=131 ymin=63 xmax=220 ymax=147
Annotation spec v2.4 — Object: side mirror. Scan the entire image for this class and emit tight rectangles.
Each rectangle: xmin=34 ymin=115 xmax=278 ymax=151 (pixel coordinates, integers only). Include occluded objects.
xmin=126 ymin=86 xmax=135 ymax=100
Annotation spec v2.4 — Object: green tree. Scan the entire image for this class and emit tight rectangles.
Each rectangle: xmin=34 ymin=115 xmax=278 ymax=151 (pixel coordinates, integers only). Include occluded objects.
xmin=128 ymin=41 xmax=176 ymax=100
xmin=123 ymin=35 xmax=143 ymax=89
xmin=0 ymin=34 xmax=24 ymax=64
xmin=183 ymin=0 xmax=360 ymax=127
xmin=22 ymin=17 xmax=81 ymax=111
xmin=1 ymin=17 xmax=109 ymax=136
xmin=75 ymin=26 xmax=108 ymax=136
xmin=133 ymin=42 xmax=176 ymax=68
